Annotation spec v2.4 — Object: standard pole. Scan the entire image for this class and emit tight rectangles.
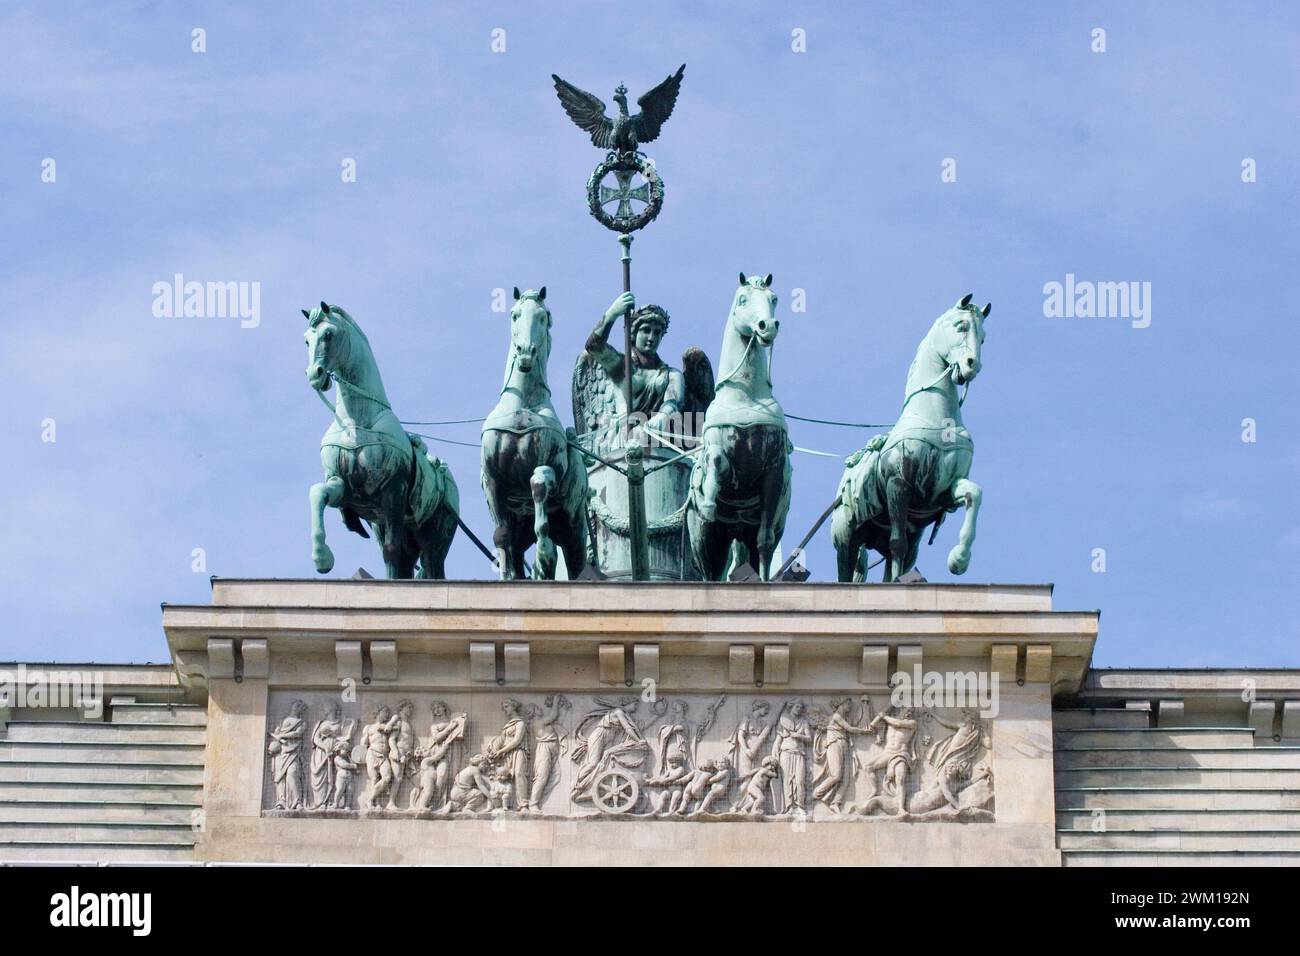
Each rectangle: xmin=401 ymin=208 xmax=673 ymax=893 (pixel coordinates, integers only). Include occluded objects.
xmin=619 ymin=234 xmax=635 ymax=419
xmin=619 ymin=232 xmax=651 ymax=581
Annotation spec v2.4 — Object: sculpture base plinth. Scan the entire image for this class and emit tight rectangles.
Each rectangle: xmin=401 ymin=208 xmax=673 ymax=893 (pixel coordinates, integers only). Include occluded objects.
xmin=163 ymin=579 xmax=1097 ymax=866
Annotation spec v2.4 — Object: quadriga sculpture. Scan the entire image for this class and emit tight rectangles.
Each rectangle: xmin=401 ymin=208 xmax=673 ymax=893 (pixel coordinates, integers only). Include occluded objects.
xmin=685 ymin=274 xmax=792 ymax=580
xmin=304 ymin=302 xmax=459 ymax=578
xmin=481 ymin=288 xmax=589 ymax=579
xmin=831 ymin=294 xmax=989 ymax=582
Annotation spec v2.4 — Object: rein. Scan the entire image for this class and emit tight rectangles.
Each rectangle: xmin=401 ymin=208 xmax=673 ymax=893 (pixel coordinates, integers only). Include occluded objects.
xmin=713 ymin=327 xmax=754 ymax=389
xmin=499 ymin=351 xmax=553 ymax=399
xmin=714 ymin=325 xmax=776 ymax=392
xmin=315 ymin=369 xmax=393 ymax=428
xmin=901 ymin=364 xmax=969 ymax=411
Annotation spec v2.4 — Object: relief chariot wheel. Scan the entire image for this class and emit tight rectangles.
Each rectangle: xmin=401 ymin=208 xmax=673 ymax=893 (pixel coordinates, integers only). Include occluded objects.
xmin=590 ymin=766 xmax=640 ymax=814
xmin=586 ymin=152 xmax=664 ymax=233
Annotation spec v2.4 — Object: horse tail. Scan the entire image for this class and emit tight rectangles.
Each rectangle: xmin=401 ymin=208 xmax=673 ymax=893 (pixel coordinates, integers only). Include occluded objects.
xmin=725 ymin=541 xmax=748 ymax=578
xmin=427 ymin=461 xmax=461 ymax=579
xmin=342 ymin=508 xmax=370 ymax=539
xmin=430 ymin=455 xmax=460 ymax=518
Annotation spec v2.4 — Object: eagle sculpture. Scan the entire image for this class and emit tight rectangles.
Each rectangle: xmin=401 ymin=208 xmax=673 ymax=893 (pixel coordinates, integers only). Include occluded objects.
xmin=552 ymin=64 xmax=686 ymax=154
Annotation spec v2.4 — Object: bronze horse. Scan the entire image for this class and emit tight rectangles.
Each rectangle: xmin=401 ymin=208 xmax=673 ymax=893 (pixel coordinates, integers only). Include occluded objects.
xmin=831 ymin=295 xmax=988 ymax=582
xmin=480 ymin=288 xmax=589 ymax=579
xmin=305 ymin=303 xmax=459 ymax=578
xmin=686 ymin=274 xmax=792 ymax=580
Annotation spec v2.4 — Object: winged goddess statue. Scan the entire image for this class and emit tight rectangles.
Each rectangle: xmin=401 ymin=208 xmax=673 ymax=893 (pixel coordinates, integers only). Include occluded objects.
xmin=552 ymin=64 xmax=686 ymax=155
xmin=572 ymin=295 xmax=715 ymax=454
xmin=555 ymin=64 xmax=700 ymax=579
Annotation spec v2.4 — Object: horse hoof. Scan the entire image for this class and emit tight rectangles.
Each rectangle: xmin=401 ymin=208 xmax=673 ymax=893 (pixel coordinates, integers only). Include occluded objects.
xmin=947 ymin=547 xmax=969 ymax=575
xmin=314 ymin=546 xmax=335 ymax=574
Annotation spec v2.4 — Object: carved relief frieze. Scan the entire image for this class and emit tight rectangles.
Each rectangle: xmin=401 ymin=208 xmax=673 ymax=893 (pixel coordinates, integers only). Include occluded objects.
xmin=265 ymin=691 xmax=994 ymax=822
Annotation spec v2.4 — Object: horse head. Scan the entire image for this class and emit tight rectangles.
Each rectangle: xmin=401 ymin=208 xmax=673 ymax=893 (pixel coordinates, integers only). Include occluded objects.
xmin=929 ymin=293 xmax=990 ymax=386
xmin=303 ymin=300 xmax=360 ymax=392
xmin=509 ymin=286 xmax=552 ymax=376
xmin=730 ymin=273 xmax=779 ymax=348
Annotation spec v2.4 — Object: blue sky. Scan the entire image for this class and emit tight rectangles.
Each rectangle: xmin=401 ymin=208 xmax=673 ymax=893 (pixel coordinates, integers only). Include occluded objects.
xmin=1 ymin=2 xmax=1296 ymax=666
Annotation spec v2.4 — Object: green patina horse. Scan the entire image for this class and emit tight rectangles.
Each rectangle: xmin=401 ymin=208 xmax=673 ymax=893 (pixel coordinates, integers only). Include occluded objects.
xmin=304 ymin=302 xmax=459 ymax=578
xmin=686 ymin=274 xmax=792 ymax=581
xmin=831 ymin=294 xmax=989 ymax=582
xmin=480 ymin=288 xmax=589 ymax=580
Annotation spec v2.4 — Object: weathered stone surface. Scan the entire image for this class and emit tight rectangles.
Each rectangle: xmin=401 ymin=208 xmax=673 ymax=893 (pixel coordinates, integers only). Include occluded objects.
xmin=4 ymin=590 xmax=1300 ymax=867
xmin=160 ymin=580 xmax=1092 ymax=864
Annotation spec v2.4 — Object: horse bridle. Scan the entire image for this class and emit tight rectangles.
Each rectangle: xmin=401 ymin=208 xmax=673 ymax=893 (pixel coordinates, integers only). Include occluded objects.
xmin=901 ymin=316 xmax=979 ymax=410
xmin=311 ymin=321 xmax=394 ymax=426
xmin=315 ymin=370 xmax=392 ymax=428
xmin=901 ymin=364 xmax=969 ymax=411
xmin=714 ymin=322 xmax=776 ymax=391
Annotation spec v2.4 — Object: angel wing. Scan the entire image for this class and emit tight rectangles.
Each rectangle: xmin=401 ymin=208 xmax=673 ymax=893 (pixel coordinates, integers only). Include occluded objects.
xmin=678 ymin=346 xmax=715 ymax=441
xmin=552 ymin=75 xmax=614 ymax=149
xmin=572 ymin=351 xmax=622 ymax=453
xmin=633 ymin=64 xmax=686 ymax=144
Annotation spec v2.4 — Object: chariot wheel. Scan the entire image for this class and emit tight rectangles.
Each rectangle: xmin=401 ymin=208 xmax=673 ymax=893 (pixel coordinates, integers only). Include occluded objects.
xmin=591 ymin=767 xmax=640 ymax=814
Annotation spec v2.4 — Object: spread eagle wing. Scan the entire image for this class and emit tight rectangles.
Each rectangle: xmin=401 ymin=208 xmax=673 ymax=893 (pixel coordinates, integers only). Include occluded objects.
xmin=678 ymin=345 xmax=715 ymax=442
xmin=572 ymin=350 xmax=622 ymax=454
xmin=552 ymin=74 xmax=614 ymax=149
xmin=632 ymin=64 xmax=685 ymax=144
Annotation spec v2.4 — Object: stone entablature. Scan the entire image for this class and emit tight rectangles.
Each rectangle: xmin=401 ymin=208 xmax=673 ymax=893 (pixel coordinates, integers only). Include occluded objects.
xmin=9 ymin=608 xmax=1300 ymax=865
xmin=1072 ymin=669 xmax=1300 ymax=743
xmin=152 ymin=580 xmax=1095 ymax=864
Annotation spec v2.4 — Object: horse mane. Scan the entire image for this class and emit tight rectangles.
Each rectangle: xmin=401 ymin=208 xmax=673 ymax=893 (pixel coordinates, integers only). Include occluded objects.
xmin=903 ymin=303 xmax=982 ymax=401
xmin=904 ymin=308 xmax=957 ymax=396
xmin=324 ymin=305 xmax=372 ymax=348
xmin=932 ymin=303 xmax=975 ymax=331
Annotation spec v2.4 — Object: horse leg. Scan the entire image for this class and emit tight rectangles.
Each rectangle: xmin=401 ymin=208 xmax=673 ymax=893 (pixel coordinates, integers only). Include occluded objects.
xmin=396 ymin=543 xmax=419 ymax=579
xmin=856 ymin=546 xmax=872 ymax=583
xmin=832 ymin=491 xmax=871 ymax=583
xmin=946 ymin=478 xmax=982 ymax=574
xmin=687 ymin=506 xmax=724 ymax=582
xmin=755 ymin=456 xmax=786 ymax=581
xmin=556 ymin=513 xmax=587 ymax=580
xmin=697 ymin=431 xmax=728 ymax=522
xmin=510 ymin=523 xmax=530 ymax=579
xmin=687 ymin=507 xmax=706 ymax=580
xmin=900 ymin=534 xmax=922 ymax=579
xmin=530 ymin=466 xmax=558 ymax=580
xmin=378 ymin=481 xmax=409 ymax=578
xmin=835 ymin=533 xmax=862 ymax=584
xmin=309 ymin=476 xmax=345 ymax=573
xmin=482 ymin=464 xmax=516 ymax=581
xmin=563 ymin=447 xmax=589 ymax=578
xmin=706 ymin=521 xmax=735 ymax=582
xmin=885 ymin=475 xmax=912 ymax=582
xmin=416 ymin=502 xmax=458 ymax=580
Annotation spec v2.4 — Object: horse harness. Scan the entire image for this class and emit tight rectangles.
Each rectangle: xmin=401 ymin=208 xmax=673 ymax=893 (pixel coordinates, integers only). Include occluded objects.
xmin=317 ymin=373 xmax=438 ymax=525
